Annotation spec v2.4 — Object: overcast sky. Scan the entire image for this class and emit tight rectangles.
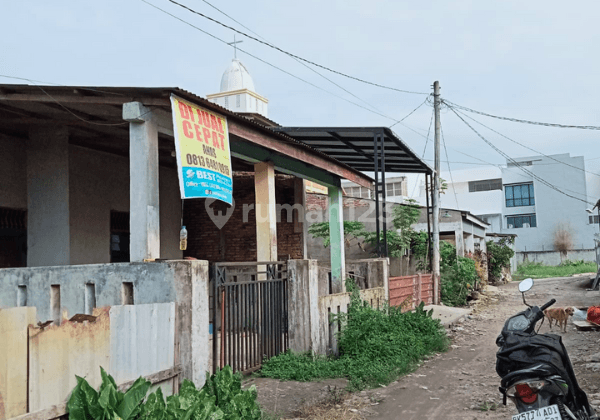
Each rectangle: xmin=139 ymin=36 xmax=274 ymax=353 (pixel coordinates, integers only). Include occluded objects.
xmin=2 ymin=0 xmax=599 ymax=189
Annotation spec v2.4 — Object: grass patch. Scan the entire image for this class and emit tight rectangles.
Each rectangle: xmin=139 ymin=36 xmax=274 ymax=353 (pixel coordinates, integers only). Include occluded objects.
xmin=260 ymin=280 xmax=448 ymax=390
xmin=515 ymin=260 xmax=597 ymax=280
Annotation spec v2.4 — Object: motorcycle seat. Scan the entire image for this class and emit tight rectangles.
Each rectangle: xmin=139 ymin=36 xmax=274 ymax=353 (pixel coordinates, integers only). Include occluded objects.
xmin=500 ymin=363 xmax=559 ymax=389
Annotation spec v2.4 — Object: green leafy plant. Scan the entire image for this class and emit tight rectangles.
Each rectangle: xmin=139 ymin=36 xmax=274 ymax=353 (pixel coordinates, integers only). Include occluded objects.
xmin=68 ymin=366 xmax=261 ymax=420
xmin=487 ymin=239 xmax=515 ymax=281
xmin=68 ymin=367 xmax=151 ymax=420
xmin=440 ymin=256 xmax=478 ymax=307
xmin=260 ymin=279 xmax=448 ymax=390
xmin=515 ymin=260 xmax=597 ymax=279
xmin=308 ymin=221 xmax=366 ymax=249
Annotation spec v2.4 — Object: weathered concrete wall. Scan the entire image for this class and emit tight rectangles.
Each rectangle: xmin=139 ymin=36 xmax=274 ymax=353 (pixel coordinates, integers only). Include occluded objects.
xmin=0 ymin=307 xmax=36 ymax=420
xmin=517 ymin=249 xmax=597 ymax=266
xmin=28 ymin=307 xmax=112 ymax=412
xmin=0 ymin=134 xmax=27 ymax=210
xmin=27 ymin=127 xmax=71 ymax=267
xmin=287 ymin=259 xmax=387 ymax=356
xmin=0 ymin=260 xmax=210 ymax=387
xmin=68 ymin=146 xmax=182 ymax=265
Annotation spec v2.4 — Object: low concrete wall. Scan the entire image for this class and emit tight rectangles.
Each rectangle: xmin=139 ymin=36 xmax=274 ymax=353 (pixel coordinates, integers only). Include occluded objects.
xmin=517 ymin=249 xmax=596 ymax=266
xmin=288 ymin=259 xmax=388 ymax=356
xmin=0 ymin=260 xmax=210 ymax=388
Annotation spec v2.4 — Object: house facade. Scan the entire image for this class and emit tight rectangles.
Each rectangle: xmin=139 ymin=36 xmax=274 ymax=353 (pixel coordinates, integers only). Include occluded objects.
xmin=419 ymin=153 xmax=596 ymax=263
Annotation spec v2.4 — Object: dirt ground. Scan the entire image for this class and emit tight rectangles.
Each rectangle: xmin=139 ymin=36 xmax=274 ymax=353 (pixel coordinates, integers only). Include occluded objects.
xmin=248 ymin=275 xmax=600 ymax=419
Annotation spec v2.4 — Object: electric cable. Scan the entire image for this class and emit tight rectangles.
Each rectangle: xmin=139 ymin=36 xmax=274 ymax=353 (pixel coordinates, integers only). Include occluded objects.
xmin=0 ymin=74 xmax=128 ymax=96
xmin=450 ymin=104 xmax=600 ymax=178
xmin=389 ymin=97 xmax=429 ymax=128
xmin=444 ymin=99 xmax=600 ymax=131
xmin=447 ymin=104 xmax=594 ymax=206
xmin=164 ymin=0 xmax=428 ymax=95
xmin=440 ymin=122 xmax=460 ymax=210
xmin=411 ymin=107 xmax=435 ymax=198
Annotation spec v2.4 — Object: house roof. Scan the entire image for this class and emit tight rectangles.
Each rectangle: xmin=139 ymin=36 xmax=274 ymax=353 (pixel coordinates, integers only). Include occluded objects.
xmin=272 ymin=126 xmax=433 ymax=174
xmin=0 ymin=84 xmax=373 ymax=187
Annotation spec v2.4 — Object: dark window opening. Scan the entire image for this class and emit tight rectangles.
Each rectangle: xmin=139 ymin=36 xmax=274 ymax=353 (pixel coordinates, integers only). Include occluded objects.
xmin=506 ymin=214 xmax=537 ymax=229
xmin=590 ymin=215 xmax=599 ymax=224
xmin=468 ymin=178 xmax=502 ymax=193
xmin=505 ymin=183 xmax=535 ymax=207
xmin=0 ymin=207 xmax=27 ymax=268
xmin=110 ymin=211 xmax=130 ymax=263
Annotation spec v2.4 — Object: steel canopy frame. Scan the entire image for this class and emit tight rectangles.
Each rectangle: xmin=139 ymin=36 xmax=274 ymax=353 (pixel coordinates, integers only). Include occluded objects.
xmin=273 ymin=127 xmax=434 ymax=259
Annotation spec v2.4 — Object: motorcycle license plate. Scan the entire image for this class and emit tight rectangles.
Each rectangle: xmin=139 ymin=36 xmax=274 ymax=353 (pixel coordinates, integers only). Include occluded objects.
xmin=512 ymin=405 xmax=561 ymax=420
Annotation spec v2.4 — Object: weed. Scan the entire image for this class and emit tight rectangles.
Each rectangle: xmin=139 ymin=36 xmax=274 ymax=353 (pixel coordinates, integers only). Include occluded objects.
xmin=516 ymin=261 xmax=597 ymax=279
xmin=260 ymin=279 xmax=449 ymax=390
xmin=479 ymin=401 xmax=498 ymax=411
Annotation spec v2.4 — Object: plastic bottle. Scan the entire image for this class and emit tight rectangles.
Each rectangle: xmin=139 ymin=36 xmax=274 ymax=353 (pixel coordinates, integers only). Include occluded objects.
xmin=179 ymin=226 xmax=188 ymax=251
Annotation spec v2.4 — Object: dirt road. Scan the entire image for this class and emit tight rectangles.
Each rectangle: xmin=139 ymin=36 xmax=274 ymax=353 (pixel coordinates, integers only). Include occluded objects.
xmin=252 ymin=276 xmax=600 ymax=419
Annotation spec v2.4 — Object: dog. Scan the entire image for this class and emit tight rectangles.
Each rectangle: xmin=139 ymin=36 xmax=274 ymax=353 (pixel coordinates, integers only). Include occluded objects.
xmin=544 ymin=307 xmax=575 ymax=332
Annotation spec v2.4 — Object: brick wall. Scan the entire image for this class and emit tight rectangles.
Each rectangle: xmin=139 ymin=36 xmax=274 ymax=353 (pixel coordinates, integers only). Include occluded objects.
xmin=306 ymin=193 xmax=373 ymax=211
xmin=183 ymin=173 xmax=303 ymax=262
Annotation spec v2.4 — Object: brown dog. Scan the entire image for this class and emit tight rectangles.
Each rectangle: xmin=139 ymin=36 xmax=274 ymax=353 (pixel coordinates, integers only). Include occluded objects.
xmin=544 ymin=307 xmax=575 ymax=332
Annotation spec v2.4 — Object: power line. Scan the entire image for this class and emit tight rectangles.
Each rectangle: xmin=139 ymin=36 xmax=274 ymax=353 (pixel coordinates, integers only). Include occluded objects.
xmin=0 ymin=74 xmax=127 ymax=96
xmin=141 ymin=0 xmax=409 ymax=123
xmin=450 ymin=105 xmax=600 ymax=178
xmin=164 ymin=0 xmax=428 ymax=95
xmin=411 ymin=108 xmax=435 ymax=197
xmin=440 ymin=122 xmax=460 ymax=210
xmin=389 ymin=97 xmax=429 ymax=128
xmin=447 ymin=104 xmax=594 ymax=206
xmin=445 ymin=99 xmax=600 ymax=131
xmin=142 ymin=0 xmax=430 ymax=130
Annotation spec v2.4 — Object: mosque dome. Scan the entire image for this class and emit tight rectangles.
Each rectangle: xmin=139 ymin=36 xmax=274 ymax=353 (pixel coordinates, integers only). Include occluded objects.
xmin=220 ymin=59 xmax=255 ymax=92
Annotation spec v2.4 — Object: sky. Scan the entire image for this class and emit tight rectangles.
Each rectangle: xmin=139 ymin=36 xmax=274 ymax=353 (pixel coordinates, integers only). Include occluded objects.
xmin=1 ymin=0 xmax=599 ymax=195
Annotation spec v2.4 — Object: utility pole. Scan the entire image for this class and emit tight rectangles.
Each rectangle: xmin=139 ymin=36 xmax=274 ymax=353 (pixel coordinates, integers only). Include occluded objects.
xmin=432 ymin=81 xmax=441 ymax=304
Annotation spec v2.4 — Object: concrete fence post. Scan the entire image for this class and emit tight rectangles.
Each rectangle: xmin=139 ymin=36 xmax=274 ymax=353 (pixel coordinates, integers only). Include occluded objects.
xmin=287 ymin=259 xmax=319 ymax=353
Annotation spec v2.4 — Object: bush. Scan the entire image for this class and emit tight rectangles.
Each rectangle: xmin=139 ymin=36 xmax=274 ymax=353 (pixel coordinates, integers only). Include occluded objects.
xmin=440 ymin=256 xmax=478 ymax=307
xmin=487 ymin=239 xmax=514 ymax=282
xmin=260 ymin=279 xmax=448 ymax=390
xmin=67 ymin=366 xmax=261 ymax=420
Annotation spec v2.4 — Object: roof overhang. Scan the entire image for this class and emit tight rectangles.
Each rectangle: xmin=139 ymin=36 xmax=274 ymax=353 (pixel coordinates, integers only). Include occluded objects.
xmin=272 ymin=126 xmax=433 ymax=174
xmin=0 ymin=84 xmax=373 ymax=188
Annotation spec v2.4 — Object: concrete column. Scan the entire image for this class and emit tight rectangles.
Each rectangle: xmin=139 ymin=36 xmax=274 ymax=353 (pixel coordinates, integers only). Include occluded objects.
xmin=124 ymin=102 xmax=160 ymax=261
xmin=455 ymin=231 xmax=465 ymax=257
xmin=287 ymin=259 xmax=319 ymax=353
xmin=27 ymin=126 xmax=70 ymax=266
xmin=254 ymin=161 xmax=277 ymax=262
xmin=293 ymin=178 xmax=308 ymax=258
xmin=328 ymin=186 xmax=345 ymax=293
xmin=465 ymin=233 xmax=474 ymax=255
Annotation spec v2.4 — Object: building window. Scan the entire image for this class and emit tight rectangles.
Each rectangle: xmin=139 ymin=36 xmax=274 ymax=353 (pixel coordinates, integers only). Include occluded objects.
xmin=110 ymin=211 xmax=130 ymax=263
xmin=590 ymin=215 xmax=599 ymax=224
xmin=468 ymin=178 xmax=502 ymax=192
xmin=236 ymin=95 xmax=240 ymax=107
xmin=386 ymin=181 xmax=405 ymax=197
xmin=506 ymin=214 xmax=537 ymax=229
xmin=505 ymin=183 xmax=535 ymax=207
xmin=345 ymin=186 xmax=372 ymax=199
xmin=507 ymin=161 xmax=533 ymax=167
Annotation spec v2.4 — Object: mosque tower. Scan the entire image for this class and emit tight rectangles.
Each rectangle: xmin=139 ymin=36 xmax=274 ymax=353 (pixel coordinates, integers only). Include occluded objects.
xmin=206 ymin=58 xmax=269 ymax=118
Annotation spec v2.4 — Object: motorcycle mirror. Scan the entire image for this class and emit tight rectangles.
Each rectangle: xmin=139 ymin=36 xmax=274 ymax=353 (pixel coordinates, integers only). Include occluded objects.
xmin=519 ymin=278 xmax=534 ymax=293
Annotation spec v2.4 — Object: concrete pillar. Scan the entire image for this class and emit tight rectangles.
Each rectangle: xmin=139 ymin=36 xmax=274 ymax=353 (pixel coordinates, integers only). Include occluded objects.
xmin=27 ymin=126 xmax=70 ymax=266
xmin=465 ymin=233 xmax=474 ymax=255
xmin=455 ymin=231 xmax=465 ymax=257
xmin=287 ymin=259 xmax=319 ymax=353
xmin=254 ymin=161 xmax=277 ymax=262
xmin=294 ymin=178 xmax=308 ymax=258
xmin=328 ymin=186 xmax=345 ymax=293
xmin=124 ymin=102 xmax=160 ymax=261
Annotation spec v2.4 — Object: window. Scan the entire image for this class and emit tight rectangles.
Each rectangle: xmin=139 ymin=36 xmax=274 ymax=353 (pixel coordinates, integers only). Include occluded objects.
xmin=345 ymin=186 xmax=372 ymax=199
xmin=386 ymin=181 xmax=405 ymax=197
xmin=236 ymin=95 xmax=241 ymax=107
xmin=506 ymin=214 xmax=537 ymax=229
xmin=590 ymin=215 xmax=599 ymax=224
xmin=110 ymin=211 xmax=130 ymax=263
xmin=507 ymin=161 xmax=533 ymax=167
xmin=468 ymin=178 xmax=502 ymax=192
xmin=505 ymin=183 xmax=535 ymax=207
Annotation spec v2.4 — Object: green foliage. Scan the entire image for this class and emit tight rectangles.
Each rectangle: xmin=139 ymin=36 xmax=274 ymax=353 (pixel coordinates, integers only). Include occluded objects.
xmin=487 ymin=240 xmax=515 ymax=280
xmin=67 ymin=366 xmax=261 ymax=420
xmin=440 ymin=256 xmax=478 ymax=307
xmin=307 ymin=221 xmax=366 ymax=248
xmin=260 ymin=279 xmax=448 ymax=390
xmin=515 ymin=260 xmax=597 ymax=279
xmin=439 ymin=241 xmax=457 ymax=270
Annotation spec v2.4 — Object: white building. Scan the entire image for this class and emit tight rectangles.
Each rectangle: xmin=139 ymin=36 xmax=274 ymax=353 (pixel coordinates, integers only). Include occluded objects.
xmin=206 ymin=59 xmax=269 ymax=119
xmin=418 ymin=153 xmax=595 ymax=260
xmin=341 ymin=176 xmax=408 ymax=202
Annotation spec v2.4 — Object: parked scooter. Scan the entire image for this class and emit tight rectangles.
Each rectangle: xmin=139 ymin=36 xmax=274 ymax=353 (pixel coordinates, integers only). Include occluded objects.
xmin=496 ymin=278 xmax=597 ymax=420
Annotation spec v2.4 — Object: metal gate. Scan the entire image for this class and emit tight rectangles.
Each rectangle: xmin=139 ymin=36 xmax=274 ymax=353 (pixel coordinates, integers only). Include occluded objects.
xmin=211 ymin=261 xmax=289 ymax=373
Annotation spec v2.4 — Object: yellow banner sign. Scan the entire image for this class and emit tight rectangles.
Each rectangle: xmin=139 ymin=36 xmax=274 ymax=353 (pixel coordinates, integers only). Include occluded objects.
xmin=170 ymin=95 xmax=232 ymax=204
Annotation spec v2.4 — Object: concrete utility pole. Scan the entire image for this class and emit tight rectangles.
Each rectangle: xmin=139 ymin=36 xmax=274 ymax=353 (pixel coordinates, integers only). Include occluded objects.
xmin=432 ymin=81 xmax=441 ymax=304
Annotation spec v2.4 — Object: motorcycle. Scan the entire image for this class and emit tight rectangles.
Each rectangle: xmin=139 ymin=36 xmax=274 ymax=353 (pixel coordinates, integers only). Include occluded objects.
xmin=496 ymin=278 xmax=598 ymax=420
